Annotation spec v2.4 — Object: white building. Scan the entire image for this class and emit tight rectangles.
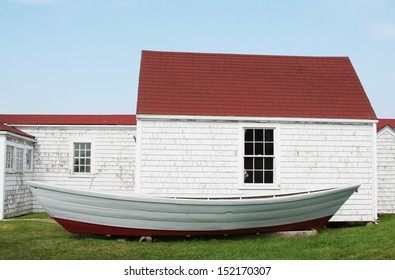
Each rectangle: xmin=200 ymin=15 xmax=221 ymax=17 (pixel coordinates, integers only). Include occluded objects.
xmin=377 ymin=119 xmax=395 ymax=214
xmin=0 ymin=50 xmax=385 ymax=222
xmin=136 ymin=51 xmax=378 ymax=222
xmin=0 ymin=115 xmax=136 ymax=219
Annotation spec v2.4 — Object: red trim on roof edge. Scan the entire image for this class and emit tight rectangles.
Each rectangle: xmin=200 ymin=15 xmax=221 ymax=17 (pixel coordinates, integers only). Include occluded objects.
xmin=0 ymin=123 xmax=35 ymax=139
xmin=0 ymin=115 xmax=136 ymax=125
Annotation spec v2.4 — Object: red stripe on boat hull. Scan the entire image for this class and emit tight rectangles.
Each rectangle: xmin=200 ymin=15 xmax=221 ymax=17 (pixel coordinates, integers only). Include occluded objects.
xmin=53 ymin=216 xmax=332 ymax=237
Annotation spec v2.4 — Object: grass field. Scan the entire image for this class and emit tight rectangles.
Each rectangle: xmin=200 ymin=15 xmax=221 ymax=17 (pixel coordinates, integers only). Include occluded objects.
xmin=0 ymin=213 xmax=394 ymax=260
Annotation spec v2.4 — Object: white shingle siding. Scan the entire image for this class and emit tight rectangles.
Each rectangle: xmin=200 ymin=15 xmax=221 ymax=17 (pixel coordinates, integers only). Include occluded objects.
xmin=138 ymin=118 xmax=376 ymax=222
xmin=20 ymin=125 xmax=136 ymax=191
xmin=377 ymin=128 xmax=395 ymax=214
xmin=138 ymin=120 xmax=240 ymax=194
xmin=2 ymin=136 xmax=35 ymax=218
xmin=2 ymin=125 xmax=136 ymax=218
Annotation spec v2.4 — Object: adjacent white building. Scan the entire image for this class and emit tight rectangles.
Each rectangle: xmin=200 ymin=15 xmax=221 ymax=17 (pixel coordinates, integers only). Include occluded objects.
xmin=377 ymin=120 xmax=395 ymax=214
xmin=0 ymin=115 xmax=136 ymax=219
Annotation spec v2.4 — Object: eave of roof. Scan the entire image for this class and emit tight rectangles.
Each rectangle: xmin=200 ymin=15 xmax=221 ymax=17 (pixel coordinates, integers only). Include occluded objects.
xmin=0 ymin=123 xmax=36 ymax=139
xmin=0 ymin=114 xmax=137 ymax=125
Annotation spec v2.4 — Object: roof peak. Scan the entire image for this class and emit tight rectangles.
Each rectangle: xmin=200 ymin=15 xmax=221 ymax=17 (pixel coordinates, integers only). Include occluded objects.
xmin=142 ymin=50 xmax=350 ymax=60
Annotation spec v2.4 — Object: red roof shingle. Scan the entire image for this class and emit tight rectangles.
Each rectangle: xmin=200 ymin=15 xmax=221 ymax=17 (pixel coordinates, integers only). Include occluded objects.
xmin=0 ymin=115 xmax=136 ymax=125
xmin=0 ymin=123 xmax=35 ymax=139
xmin=377 ymin=119 xmax=395 ymax=131
xmin=137 ymin=51 xmax=377 ymax=120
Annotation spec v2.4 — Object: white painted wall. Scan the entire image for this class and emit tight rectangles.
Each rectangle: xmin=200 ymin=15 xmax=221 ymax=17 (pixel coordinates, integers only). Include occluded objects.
xmin=2 ymin=135 xmax=35 ymax=218
xmin=1 ymin=125 xmax=136 ymax=218
xmin=0 ymin=134 xmax=5 ymax=219
xmin=377 ymin=127 xmax=395 ymax=214
xmin=137 ymin=117 xmax=376 ymax=222
xmin=18 ymin=125 xmax=137 ymax=191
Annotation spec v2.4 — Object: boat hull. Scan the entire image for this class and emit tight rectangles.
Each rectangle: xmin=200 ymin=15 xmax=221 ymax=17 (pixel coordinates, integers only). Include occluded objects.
xmin=27 ymin=181 xmax=360 ymax=237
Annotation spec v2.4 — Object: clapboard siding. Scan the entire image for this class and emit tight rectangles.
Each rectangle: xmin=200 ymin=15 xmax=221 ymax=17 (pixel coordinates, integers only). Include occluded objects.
xmin=138 ymin=119 xmax=375 ymax=221
xmin=377 ymin=129 xmax=395 ymax=213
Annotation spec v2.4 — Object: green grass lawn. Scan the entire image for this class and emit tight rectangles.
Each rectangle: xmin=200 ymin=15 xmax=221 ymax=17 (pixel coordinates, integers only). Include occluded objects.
xmin=0 ymin=214 xmax=394 ymax=260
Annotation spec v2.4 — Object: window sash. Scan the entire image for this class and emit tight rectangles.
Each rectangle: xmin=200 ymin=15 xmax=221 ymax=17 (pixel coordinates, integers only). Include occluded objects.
xmin=6 ymin=145 xmax=14 ymax=170
xmin=244 ymin=128 xmax=275 ymax=185
xmin=5 ymin=145 xmax=33 ymax=172
xmin=73 ymin=142 xmax=92 ymax=173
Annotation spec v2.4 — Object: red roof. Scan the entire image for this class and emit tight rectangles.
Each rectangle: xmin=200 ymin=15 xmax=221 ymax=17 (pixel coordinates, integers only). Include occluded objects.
xmin=137 ymin=50 xmax=377 ymax=120
xmin=0 ymin=123 xmax=35 ymax=139
xmin=377 ymin=119 xmax=395 ymax=131
xmin=0 ymin=115 xmax=136 ymax=125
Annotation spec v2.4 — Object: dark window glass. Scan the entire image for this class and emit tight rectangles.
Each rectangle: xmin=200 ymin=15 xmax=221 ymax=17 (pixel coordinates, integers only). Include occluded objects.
xmin=244 ymin=157 xmax=253 ymax=169
xmin=245 ymin=129 xmax=253 ymax=141
xmin=264 ymin=157 xmax=274 ymax=170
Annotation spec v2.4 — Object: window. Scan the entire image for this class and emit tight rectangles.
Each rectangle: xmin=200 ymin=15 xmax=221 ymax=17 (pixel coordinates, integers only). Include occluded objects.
xmin=15 ymin=148 xmax=24 ymax=172
xmin=244 ymin=128 xmax=274 ymax=185
xmin=5 ymin=144 xmax=33 ymax=172
xmin=73 ymin=143 xmax=91 ymax=173
xmin=25 ymin=149 xmax=33 ymax=171
xmin=6 ymin=145 xmax=14 ymax=170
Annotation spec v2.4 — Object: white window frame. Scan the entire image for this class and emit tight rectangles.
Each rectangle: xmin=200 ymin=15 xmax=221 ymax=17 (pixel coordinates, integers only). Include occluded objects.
xmin=5 ymin=145 xmax=15 ymax=171
xmin=24 ymin=148 xmax=33 ymax=172
xmin=5 ymin=143 xmax=34 ymax=173
xmin=15 ymin=147 xmax=24 ymax=172
xmin=239 ymin=124 xmax=280 ymax=190
xmin=70 ymin=139 xmax=94 ymax=177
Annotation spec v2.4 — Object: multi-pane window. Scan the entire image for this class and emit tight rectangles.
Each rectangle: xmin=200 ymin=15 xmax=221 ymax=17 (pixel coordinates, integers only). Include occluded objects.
xmin=6 ymin=145 xmax=15 ymax=170
xmin=73 ymin=143 xmax=91 ymax=173
xmin=25 ymin=149 xmax=33 ymax=171
xmin=244 ymin=128 xmax=274 ymax=184
xmin=5 ymin=145 xmax=33 ymax=172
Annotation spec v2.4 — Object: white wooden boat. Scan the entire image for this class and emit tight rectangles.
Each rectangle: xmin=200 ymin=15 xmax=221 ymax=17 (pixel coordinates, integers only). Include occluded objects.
xmin=27 ymin=181 xmax=360 ymax=237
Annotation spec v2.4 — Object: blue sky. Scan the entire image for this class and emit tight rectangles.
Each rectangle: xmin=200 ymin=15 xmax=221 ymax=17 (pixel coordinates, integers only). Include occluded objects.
xmin=1 ymin=0 xmax=394 ymax=117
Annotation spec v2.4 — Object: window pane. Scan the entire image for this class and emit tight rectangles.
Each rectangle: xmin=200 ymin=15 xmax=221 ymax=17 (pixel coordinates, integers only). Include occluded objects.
xmin=245 ymin=143 xmax=253 ymax=155
xmin=255 ymin=129 xmax=263 ymax=141
xmin=74 ymin=166 xmax=79 ymax=172
xmin=254 ymin=157 xmax=263 ymax=170
xmin=244 ymin=170 xmax=253 ymax=183
xmin=86 ymin=166 xmax=91 ymax=173
xmin=245 ymin=129 xmax=253 ymax=141
xmin=86 ymin=143 xmax=91 ymax=149
xmin=264 ymin=157 xmax=274 ymax=170
xmin=265 ymin=130 xmax=274 ymax=141
xmin=254 ymin=171 xmax=263 ymax=183
xmin=264 ymin=171 xmax=274 ymax=183
xmin=244 ymin=157 xmax=253 ymax=169
xmin=254 ymin=143 xmax=263 ymax=155
xmin=265 ymin=143 xmax=274 ymax=155
xmin=80 ymin=166 xmax=85 ymax=172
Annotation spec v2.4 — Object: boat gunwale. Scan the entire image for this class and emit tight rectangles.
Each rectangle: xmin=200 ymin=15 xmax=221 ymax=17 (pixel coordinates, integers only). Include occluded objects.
xmin=27 ymin=181 xmax=360 ymax=206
